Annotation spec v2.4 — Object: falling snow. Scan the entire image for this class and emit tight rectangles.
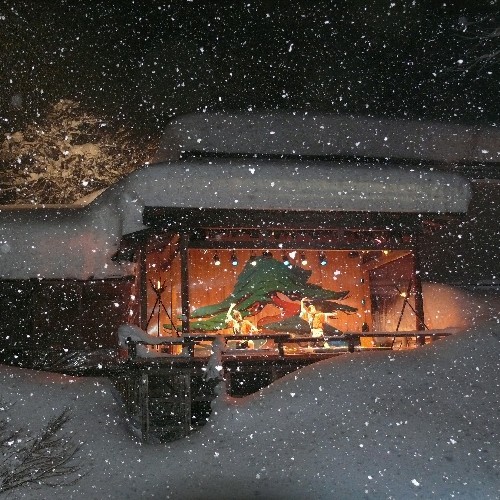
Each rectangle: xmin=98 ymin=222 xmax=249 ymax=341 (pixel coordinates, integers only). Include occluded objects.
xmin=1 ymin=2 xmax=499 ymax=498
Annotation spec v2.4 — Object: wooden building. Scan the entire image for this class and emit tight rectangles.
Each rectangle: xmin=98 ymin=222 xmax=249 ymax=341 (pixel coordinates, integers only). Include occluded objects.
xmin=0 ymin=111 xmax=482 ymax=439
xmin=130 ymin=209 xmax=420 ymax=337
xmin=0 ymin=113 xmax=477 ymax=363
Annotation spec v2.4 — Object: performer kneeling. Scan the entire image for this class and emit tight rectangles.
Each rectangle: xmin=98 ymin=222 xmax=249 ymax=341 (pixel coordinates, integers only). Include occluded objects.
xmin=226 ymin=303 xmax=258 ymax=348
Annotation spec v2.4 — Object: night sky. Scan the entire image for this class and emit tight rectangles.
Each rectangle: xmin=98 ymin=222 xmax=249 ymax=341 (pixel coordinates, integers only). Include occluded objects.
xmin=1 ymin=1 xmax=499 ymax=134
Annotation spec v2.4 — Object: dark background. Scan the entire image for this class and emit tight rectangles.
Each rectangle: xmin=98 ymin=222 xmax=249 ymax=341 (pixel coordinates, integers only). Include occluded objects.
xmin=0 ymin=0 xmax=499 ymax=285
xmin=1 ymin=1 xmax=499 ymax=132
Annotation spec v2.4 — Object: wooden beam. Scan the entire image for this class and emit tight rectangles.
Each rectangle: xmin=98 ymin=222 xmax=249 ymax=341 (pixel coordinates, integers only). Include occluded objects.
xmin=188 ymin=239 xmax=413 ymax=251
xmin=361 ymin=250 xmax=412 ymax=271
xmin=180 ymin=233 xmax=190 ymax=334
xmin=412 ymin=234 xmax=426 ymax=337
xmin=143 ymin=207 xmax=422 ymax=232
xmin=138 ymin=244 xmax=148 ymax=331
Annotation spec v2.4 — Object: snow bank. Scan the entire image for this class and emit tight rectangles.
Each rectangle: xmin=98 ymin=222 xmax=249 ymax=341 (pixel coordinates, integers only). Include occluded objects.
xmin=3 ymin=321 xmax=499 ymax=499
xmin=176 ymin=322 xmax=500 ymax=500
xmin=110 ymin=160 xmax=472 ymax=229
xmin=0 ymin=201 xmax=133 ymax=280
xmin=423 ymin=282 xmax=500 ymax=329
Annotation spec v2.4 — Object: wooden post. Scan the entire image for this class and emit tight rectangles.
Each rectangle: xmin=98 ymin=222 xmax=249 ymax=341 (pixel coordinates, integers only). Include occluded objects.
xmin=412 ymin=234 xmax=426 ymax=345
xmin=182 ymin=371 xmax=192 ymax=436
xmin=126 ymin=337 xmax=136 ymax=359
xmin=138 ymin=243 xmax=148 ymax=331
xmin=139 ymin=373 xmax=149 ymax=442
xmin=347 ymin=335 xmax=356 ymax=353
xmin=180 ymin=233 xmax=190 ymax=334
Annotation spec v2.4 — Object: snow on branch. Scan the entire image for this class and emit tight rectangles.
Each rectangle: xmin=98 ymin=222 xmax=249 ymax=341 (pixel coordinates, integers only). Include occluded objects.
xmin=0 ymin=99 xmax=158 ymax=205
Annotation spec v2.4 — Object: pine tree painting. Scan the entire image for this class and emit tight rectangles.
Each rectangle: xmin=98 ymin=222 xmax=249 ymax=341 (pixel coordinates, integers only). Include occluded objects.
xmin=189 ymin=256 xmax=357 ymax=332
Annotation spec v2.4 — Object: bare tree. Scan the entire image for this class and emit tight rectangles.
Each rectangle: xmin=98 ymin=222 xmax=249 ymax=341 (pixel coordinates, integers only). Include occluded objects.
xmin=455 ymin=15 xmax=500 ymax=71
xmin=0 ymin=406 xmax=85 ymax=493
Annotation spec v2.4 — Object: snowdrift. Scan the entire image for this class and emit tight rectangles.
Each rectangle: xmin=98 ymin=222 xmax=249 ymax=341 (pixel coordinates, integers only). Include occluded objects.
xmin=1 ymin=320 xmax=498 ymax=499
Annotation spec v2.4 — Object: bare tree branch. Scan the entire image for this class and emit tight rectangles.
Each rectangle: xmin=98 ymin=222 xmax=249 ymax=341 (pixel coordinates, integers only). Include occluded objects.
xmin=0 ymin=407 xmax=86 ymax=493
xmin=454 ymin=16 xmax=500 ymax=71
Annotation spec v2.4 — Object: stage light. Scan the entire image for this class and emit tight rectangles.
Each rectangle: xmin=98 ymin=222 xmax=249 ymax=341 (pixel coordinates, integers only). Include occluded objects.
xmin=231 ymin=252 xmax=238 ymax=266
xmin=213 ymin=253 xmax=221 ymax=266
xmin=249 ymin=254 xmax=257 ymax=266
xmin=319 ymin=252 xmax=327 ymax=266
xmin=282 ymin=254 xmax=290 ymax=266
xmin=301 ymin=253 xmax=308 ymax=266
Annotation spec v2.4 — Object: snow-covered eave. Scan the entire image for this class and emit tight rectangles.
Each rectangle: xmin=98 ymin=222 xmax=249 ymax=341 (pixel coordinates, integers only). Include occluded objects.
xmin=0 ymin=159 xmax=471 ymax=280
xmin=155 ymin=111 xmax=500 ymax=164
xmin=106 ymin=159 xmax=472 ymax=235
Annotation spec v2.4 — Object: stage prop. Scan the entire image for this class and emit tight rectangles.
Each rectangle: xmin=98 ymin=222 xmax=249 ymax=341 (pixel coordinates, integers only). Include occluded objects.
xmin=188 ymin=256 xmax=356 ymax=332
xmin=148 ymin=279 xmax=178 ymax=336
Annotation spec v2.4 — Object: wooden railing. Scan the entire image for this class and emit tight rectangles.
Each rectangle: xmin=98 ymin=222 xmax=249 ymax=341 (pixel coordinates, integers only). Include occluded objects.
xmin=303 ymin=331 xmax=453 ymax=352
xmin=125 ymin=330 xmax=454 ymax=359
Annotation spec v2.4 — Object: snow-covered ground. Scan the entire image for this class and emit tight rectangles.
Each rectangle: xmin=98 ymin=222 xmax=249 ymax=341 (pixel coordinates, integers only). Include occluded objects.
xmin=2 ymin=316 xmax=499 ymax=499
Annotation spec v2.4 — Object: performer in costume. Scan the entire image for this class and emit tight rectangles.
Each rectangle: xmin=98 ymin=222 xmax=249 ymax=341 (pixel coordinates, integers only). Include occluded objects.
xmin=300 ymin=297 xmax=338 ymax=338
xmin=226 ymin=303 xmax=258 ymax=348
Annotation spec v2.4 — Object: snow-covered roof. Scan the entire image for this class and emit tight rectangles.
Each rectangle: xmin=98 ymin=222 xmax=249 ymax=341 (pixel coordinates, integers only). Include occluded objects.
xmin=155 ymin=111 xmax=500 ymax=163
xmin=110 ymin=160 xmax=472 ymax=231
xmin=0 ymin=158 xmax=471 ymax=280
